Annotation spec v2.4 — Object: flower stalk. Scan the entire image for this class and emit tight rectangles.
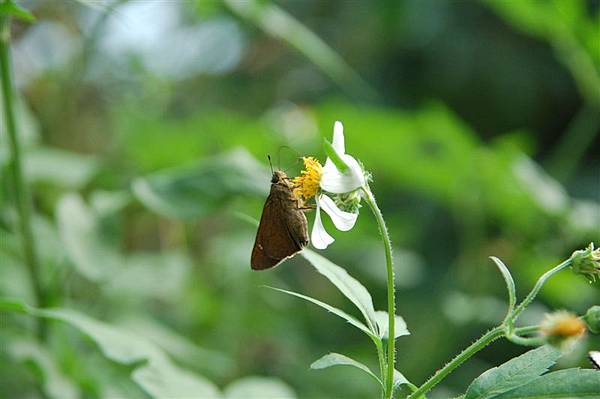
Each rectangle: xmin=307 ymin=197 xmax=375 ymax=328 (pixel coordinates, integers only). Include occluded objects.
xmin=407 ymin=327 xmax=505 ymax=399
xmin=0 ymin=13 xmax=46 ymax=338
xmin=363 ymin=186 xmax=396 ymax=399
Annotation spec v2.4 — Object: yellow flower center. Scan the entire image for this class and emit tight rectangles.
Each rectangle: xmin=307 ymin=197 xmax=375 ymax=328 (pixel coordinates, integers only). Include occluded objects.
xmin=292 ymin=157 xmax=323 ymax=202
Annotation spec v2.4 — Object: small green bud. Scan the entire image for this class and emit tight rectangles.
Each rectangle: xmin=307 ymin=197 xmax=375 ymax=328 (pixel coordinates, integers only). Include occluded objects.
xmin=570 ymin=243 xmax=600 ymax=282
xmin=333 ymin=190 xmax=363 ymax=214
xmin=583 ymin=305 xmax=600 ymax=334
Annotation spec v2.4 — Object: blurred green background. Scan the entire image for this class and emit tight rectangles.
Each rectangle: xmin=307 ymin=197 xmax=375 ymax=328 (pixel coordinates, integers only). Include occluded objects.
xmin=1 ymin=0 xmax=599 ymax=398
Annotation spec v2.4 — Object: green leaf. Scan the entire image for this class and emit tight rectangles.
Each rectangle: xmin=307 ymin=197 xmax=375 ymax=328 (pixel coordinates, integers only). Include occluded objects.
xmin=57 ymin=193 xmax=121 ymax=281
xmin=0 ymin=299 xmax=221 ymax=399
xmin=464 ymin=345 xmax=561 ymax=399
xmin=489 ymin=257 xmax=516 ymax=320
xmin=0 ymin=1 xmax=35 ymax=22
xmin=9 ymin=339 xmax=79 ymax=399
xmin=493 ymin=368 xmax=600 ymax=399
xmin=24 ymin=147 xmax=99 ymax=189
xmin=393 ymin=369 xmax=410 ymax=390
xmin=311 ymin=353 xmax=382 ymax=387
xmin=224 ymin=377 xmax=296 ymax=399
xmin=301 ymin=249 xmax=378 ymax=332
xmin=132 ymin=148 xmax=268 ymax=219
xmin=323 ymin=138 xmax=348 ymax=173
xmin=268 ymin=287 xmax=377 ymax=341
xmin=374 ymin=310 xmax=410 ymax=339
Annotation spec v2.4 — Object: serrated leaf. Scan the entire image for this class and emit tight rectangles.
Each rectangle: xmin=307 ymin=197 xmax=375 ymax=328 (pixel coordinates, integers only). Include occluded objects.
xmin=268 ymin=287 xmax=377 ymax=341
xmin=311 ymin=353 xmax=381 ymax=386
xmin=464 ymin=345 xmax=561 ymax=399
xmin=301 ymin=249 xmax=378 ymax=332
xmin=374 ymin=310 xmax=410 ymax=339
xmin=224 ymin=377 xmax=296 ymax=399
xmin=494 ymin=368 xmax=600 ymax=399
xmin=132 ymin=148 xmax=268 ymax=219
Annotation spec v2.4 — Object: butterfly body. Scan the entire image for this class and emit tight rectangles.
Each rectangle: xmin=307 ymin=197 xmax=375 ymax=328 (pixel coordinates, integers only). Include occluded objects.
xmin=251 ymin=170 xmax=309 ymax=270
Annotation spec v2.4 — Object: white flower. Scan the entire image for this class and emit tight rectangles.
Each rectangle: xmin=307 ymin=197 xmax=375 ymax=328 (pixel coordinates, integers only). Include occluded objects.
xmin=310 ymin=121 xmax=365 ymax=249
xmin=320 ymin=121 xmax=366 ymax=193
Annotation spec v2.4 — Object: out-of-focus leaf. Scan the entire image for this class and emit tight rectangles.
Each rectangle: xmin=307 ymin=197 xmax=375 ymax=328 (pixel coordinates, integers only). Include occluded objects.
xmin=374 ymin=311 xmax=410 ymax=339
xmin=0 ymin=299 xmax=221 ymax=399
xmin=224 ymin=0 xmax=376 ymax=100
xmin=103 ymin=251 xmax=190 ymax=301
xmin=512 ymin=156 xmax=568 ymax=215
xmin=493 ymin=369 xmax=600 ymax=399
xmin=9 ymin=340 xmax=78 ymax=399
xmin=119 ymin=317 xmax=234 ymax=377
xmin=302 ymin=249 xmax=378 ymax=332
xmin=132 ymin=361 xmax=221 ymax=399
xmin=57 ymin=193 xmax=120 ymax=281
xmin=464 ymin=345 xmax=561 ymax=399
xmin=311 ymin=353 xmax=381 ymax=387
xmin=24 ymin=147 xmax=99 ymax=189
xmin=224 ymin=377 xmax=296 ymax=399
xmin=132 ymin=148 xmax=268 ymax=219
xmin=268 ymin=287 xmax=377 ymax=340
xmin=0 ymin=0 xmax=35 ymax=21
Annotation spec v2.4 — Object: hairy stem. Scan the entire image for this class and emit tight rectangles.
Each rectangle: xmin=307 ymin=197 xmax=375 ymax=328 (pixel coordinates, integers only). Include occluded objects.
xmin=407 ymin=326 xmax=505 ymax=399
xmin=0 ymin=14 xmax=46 ymax=338
xmin=510 ymin=259 xmax=572 ymax=325
xmin=363 ymin=187 xmax=395 ymax=399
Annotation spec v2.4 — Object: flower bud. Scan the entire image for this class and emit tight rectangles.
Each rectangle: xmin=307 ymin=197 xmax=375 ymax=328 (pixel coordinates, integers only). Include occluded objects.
xmin=570 ymin=243 xmax=600 ymax=282
xmin=583 ymin=305 xmax=600 ymax=334
xmin=540 ymin=310 xmax=586 ymax=348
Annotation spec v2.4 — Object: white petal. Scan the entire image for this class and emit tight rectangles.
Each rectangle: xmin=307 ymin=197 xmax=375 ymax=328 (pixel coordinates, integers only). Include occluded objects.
xmin=318 ymin=194 xmax=358 ymax=232
xmin=320 ymin=154 xmax=365 ymax=193
xmin=332 ymin=121 xmax=345 ymax=154
xmin=311 ymin=203 xmax=334 ymax=249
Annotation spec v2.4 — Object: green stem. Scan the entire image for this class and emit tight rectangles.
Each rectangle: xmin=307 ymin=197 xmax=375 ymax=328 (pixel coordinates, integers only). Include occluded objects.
xmin=407 ymin=326 xmax=505 ymax=399
xmin=0 ymin=14 xmax=46 ymax=337
xmin=509 ymin=259 xmax=572 ymax=325
xmin=363 ymin=187 xmax=395 ymax=399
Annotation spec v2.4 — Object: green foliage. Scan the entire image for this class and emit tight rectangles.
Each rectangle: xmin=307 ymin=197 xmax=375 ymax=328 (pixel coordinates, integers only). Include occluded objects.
xmin=311 ymin=353 xmax=382 ymax=386
xmin=492 ymin=369 xmax=600 ymax=399
xmin=1 ymin=1 xmax=598 ymax=398
xmin=301 ymin=250 xmax=379 ymax=331
xmin=0 ymin=0 xmax=34 ymax=22
xmin=133 ymin=149 xmax=268 ymax=219
xmin=464 ymin=345 xmax=561 ymax=399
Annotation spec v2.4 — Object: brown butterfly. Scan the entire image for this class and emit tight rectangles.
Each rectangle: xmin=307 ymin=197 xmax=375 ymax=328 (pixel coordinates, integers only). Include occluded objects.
xmin=251 ymin=170 xmax=309 ymax=270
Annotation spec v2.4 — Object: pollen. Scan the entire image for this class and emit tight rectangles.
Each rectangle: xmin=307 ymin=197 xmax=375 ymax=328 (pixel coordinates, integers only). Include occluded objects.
xmin=292 ymin=157 xmax=323 ymax=202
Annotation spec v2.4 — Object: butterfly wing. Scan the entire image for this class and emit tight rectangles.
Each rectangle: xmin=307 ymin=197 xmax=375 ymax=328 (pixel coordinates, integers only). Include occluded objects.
xmin=590 ymin=351 xmax=600 ymax=369
xmin=251 ymin=185 xmax=308 ymax=270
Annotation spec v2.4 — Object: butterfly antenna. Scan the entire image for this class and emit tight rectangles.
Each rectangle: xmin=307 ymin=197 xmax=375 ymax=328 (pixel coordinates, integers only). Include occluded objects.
xmin=267 ymin=155 xmax=274 ymax=174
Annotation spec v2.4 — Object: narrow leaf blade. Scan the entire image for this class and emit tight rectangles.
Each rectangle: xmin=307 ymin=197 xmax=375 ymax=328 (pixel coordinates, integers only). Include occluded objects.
xmin=268 ymin=287 xmax=376 ymax=340
xmin=311 ymin=353 xmax=381 ymax=386
xmin=301 ymin=249 xmax=378 ymax=332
